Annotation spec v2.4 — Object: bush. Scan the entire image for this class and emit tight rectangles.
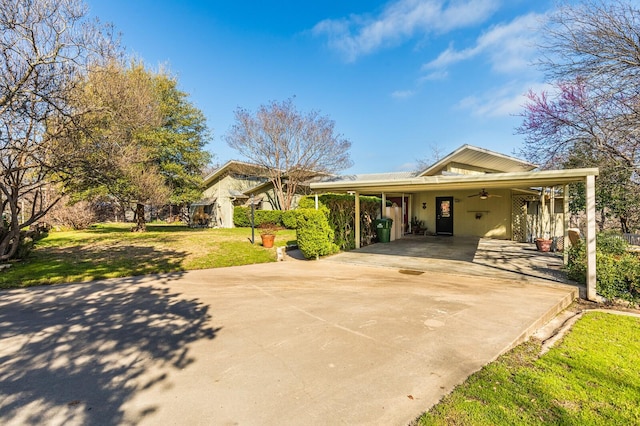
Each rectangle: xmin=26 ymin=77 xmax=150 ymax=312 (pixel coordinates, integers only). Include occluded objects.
xmin=297 ymin=194 xmax=383 ymax=250
xmin=595 ymin=230 xmax=628 ymax=255
xmin=567 ymin=242 xmax=586 ymax=283
xmin=567 ymin=234 xmax=640 ymax=304
xmin=233 ymin=206 xmax=251 ymax=227
xmin=233 ymin=207 xmax=285 ymax=228
xmin=255 ymin=210 xmax=282 ymax=226
xmin=295 ymin=208 xmax=338 ymax=259
xmin=281 ymin=210 xmax=299 ymax=229
xmin=8 ymin=225 xmax=50 ymax=260
xmin=47 ymin=198 xmax=97 ymax=230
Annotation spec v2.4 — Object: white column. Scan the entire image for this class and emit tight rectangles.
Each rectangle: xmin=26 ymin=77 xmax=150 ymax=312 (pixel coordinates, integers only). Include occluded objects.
xmin=550 ymin=186 xmax=555 ymax=240
xmin=381 ymin=193 xmax=386 ymax=218
xmin=563 ymin=184 xmax=570 ymax=265
xmin=401 ymin=193 xmax=405 ymax=235
xmin=540 ymin=187 xmax=546 ymax=238
xmin=585 ymin=175 xmax=597 ymax=301
xmin=355 ymin=191 xmax=361 ymax=249
xmin=408 ymin=195 xmax=413 ymax=233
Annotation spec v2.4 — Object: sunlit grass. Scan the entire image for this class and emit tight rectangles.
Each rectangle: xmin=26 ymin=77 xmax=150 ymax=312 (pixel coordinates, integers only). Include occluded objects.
xmin=416 ymin=311 xmax=640 ymax=425
xmin=0 ymin=222 xmax=297 ymax=288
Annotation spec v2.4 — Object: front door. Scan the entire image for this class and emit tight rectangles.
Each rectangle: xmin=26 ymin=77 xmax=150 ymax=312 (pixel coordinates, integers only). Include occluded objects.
xmin=436 ymin=197 xmax=454 ymax=235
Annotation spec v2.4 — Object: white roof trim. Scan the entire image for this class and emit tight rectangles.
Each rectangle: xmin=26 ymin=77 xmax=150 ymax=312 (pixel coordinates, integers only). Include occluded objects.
xmin=417 ymin=144 xmax=537 ymax=176
xmin=310 ymin=168 xmax=599 ymax=193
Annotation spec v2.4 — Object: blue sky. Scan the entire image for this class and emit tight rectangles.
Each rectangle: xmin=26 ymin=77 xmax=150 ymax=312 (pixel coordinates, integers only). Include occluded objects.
xmin=85 ymin=0 xmax=569 ymax=174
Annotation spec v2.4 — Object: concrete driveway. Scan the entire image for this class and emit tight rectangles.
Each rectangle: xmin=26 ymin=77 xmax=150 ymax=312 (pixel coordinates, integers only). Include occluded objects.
xmin=326 ymin=236 xmax=571 ymax=285
xmin=0 ymin=259 xmax=577 ymax=425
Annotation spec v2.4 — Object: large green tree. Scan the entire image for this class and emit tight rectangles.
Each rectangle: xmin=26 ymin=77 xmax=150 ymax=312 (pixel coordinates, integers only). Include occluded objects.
xmin=63 ymin=61 xmax=211 ymax=232
xmin=142 ymin=71 xmax=212 ymax=216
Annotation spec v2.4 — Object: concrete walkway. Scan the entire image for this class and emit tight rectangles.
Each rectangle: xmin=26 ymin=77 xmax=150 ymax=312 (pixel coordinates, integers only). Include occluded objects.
xmin=0 ymin=259 xmax=577 ymax=425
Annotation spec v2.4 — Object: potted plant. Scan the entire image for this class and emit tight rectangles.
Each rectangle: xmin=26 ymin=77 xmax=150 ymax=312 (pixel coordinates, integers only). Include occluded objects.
xmin=259 ymin=223 xmax=277 ymax=248
xmin=411 ymin=216 xmax=424 ymax=234
xmin=535 ymin=236 xmax=552 ymax=252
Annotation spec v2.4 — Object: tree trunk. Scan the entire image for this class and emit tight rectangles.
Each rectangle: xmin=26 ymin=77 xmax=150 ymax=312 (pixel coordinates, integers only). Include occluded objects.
xmin=131 ymin=203 xmax=146 ymax=232
xmin=620 ymin=215 xmax=629 ymax=234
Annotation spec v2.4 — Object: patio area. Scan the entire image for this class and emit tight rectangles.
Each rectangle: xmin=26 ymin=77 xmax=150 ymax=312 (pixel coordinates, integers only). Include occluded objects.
xmin=325 ymin=235 xmax=582 ymax=292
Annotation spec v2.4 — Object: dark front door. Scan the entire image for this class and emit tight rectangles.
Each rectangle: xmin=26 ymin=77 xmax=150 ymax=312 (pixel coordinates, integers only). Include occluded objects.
xmin=436 ymin=197 xmax=454 ymax=235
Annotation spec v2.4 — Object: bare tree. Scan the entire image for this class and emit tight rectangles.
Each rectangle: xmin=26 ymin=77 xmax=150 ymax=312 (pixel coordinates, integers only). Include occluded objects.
xmin=0 ymin=0 xmax=116 ymax=260
xmin=520 ymin=0 xmax=640 ymax=171
xmin=415 ymin=143 xmax=447 ymax=171
xmin=517 ymin=0 xmax=640 ymax=231
xmin=226 ymin=98 xmax=352 ymax=210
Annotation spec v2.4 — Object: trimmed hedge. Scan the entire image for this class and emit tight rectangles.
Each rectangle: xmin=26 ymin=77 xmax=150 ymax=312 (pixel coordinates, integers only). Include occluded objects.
xmin=281 ymin=210 xmax=298 ymax=229
xmin=567 ymin=231 xmax=640 ymax=304
xmin=233 ymin=207 xmax=290 ymax=228
xmin=295 ymin=208 xmax=339 ymax=259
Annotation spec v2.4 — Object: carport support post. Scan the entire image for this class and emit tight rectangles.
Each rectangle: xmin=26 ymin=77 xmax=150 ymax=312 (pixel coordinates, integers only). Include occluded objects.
xmin=586 ymin=175 xmax=597 ymax=301
xmin=355 ymin=191 xmax=361 ymax=249
xmin=381 ymin=193 xmax=386 ymax=217
xmin=563 ymin=184 xmax=569 ymax=265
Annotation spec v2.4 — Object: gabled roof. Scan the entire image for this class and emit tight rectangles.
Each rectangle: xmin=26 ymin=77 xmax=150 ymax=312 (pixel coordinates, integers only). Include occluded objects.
xmin=203 ymin=160 xmax=270 ymax=186
xmin=417 ymin=144 xmax=537 ymax=176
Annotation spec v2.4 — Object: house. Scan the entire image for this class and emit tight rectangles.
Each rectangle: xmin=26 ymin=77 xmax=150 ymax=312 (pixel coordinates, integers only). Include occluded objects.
xmin=310 ymin=144 xmax=600 ymax=300
xmin=191 ymin=160 xmax=320 ymax=228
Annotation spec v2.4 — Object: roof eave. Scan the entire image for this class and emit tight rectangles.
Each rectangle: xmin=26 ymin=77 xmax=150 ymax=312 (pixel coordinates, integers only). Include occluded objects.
xmin=310 ymin=168 xmax=599 ymax=193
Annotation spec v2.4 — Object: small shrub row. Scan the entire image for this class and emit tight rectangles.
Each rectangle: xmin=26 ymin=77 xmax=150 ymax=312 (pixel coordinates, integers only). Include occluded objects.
xmin=567 ymin=231 xmax=640 ymax=304
xmin=233 ymin=207 xmax=297 ymax=229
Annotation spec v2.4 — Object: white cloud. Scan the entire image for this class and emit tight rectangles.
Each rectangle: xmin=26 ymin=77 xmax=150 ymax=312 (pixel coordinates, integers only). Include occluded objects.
xmin=312 ymin=0 xmax=500 ymax=62
xmin=423 ymin=12 xmax=545 ymax=74
xmin=456 ymin=81 xmax=551 ymax=117
xmin=391 ymin=89 xmax=416 ymax=99
xmin=419 ymin=70 xmax=448 ymax=81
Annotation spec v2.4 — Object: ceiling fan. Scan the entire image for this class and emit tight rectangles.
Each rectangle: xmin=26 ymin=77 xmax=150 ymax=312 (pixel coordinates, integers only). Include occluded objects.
xmin=468 ymin=189 xmax=501 ymax=200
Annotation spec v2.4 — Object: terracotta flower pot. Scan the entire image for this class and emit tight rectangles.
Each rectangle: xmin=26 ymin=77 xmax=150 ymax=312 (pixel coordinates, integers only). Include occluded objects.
xmin=535 ymin=238 xmax=552 ymax=252
xmin=261 ymin=234 xmax=275 ymax=248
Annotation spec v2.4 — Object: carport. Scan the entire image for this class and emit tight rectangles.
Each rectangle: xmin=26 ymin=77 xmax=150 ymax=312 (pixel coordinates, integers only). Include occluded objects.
xmin=311 ymin=167 xmax=599 ymax=300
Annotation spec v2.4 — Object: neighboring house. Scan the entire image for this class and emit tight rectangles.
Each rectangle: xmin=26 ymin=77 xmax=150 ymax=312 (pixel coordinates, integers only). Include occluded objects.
xmin=190 ymin=161 xmax=321 ymax=228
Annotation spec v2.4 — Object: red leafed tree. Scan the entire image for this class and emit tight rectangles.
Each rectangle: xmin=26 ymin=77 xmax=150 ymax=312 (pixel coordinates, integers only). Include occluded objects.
xmin=517 ymin=0 xmax=640 ymax=232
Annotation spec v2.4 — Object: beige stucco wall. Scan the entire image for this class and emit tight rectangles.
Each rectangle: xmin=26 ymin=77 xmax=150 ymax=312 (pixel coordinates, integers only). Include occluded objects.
xmin=410 ymin=189 xmax=513 ymax=239
xmin=202 ymin=174 xmax=260 ymax=228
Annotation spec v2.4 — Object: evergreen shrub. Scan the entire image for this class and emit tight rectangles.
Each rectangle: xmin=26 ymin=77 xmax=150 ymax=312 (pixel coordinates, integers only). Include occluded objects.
xmin=295 ymin=208 xmax=338 ymax=259
xmin=567 ymin=232 xmax=640 ymax=304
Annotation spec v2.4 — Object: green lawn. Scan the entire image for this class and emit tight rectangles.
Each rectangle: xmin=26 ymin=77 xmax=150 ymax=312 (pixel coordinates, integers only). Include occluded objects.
xmin=416 ymin=311 xmax=640 ymax=425
xmin=1 ymin=223 xmax=297 ymax=288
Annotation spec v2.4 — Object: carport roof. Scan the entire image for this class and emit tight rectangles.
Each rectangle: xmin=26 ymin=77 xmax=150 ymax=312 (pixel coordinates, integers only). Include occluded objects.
xmin=310 ymin=167 xmax=599 ymax=193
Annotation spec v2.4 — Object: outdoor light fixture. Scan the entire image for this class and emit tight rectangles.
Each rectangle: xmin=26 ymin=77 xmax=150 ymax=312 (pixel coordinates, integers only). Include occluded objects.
xmin=422 ymin=202 xmax=427 ymax=209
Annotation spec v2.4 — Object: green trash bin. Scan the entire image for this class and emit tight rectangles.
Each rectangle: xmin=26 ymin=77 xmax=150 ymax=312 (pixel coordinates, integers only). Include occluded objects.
xmin=374 ymin=218 xmax=393 ymax=243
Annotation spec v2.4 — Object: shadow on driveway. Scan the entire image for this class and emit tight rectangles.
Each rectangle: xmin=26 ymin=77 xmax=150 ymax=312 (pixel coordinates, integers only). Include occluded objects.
xmin=0 ymin=274 xmax=219 ymax=425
